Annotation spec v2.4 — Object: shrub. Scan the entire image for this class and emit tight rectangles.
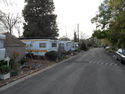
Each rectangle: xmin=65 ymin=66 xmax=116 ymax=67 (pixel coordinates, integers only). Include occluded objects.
xmin=11 ymin=70 xmax=20 ymax=76
xmin=0 ymin=60 xmax=7 ymax=66
xmin=9 ymin=59 xmax=21 ymax=76
xmin=0 ymin=65 xmax=11 ymax=74
xmin=79 ymin=41 xmax=88 ymax=51
xmin=45 ymin=51 xmax=58 ymax=61
xmin=25 ymin=53 xmax=34 ymax=59
xmin=63 ymin=51 xmax=71 ymax=55
xmin=19 ymin=57 xmax=26 ymax=65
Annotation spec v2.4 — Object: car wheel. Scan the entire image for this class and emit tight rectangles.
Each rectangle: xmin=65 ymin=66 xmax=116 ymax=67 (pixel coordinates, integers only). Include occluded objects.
xmin=121 ymin=59 xmax=125 ymax=65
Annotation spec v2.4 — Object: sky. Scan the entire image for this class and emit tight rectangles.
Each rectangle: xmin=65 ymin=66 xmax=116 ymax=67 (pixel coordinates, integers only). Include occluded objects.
xmin=0 ymin=0 xmax=103 ymax=39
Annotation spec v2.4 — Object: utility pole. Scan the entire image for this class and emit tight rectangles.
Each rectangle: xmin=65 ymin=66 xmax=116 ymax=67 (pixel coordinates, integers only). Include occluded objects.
xmin=65 ymin=26 xmax=68 ymax=38
xmin=77 ymin=24 xmax=79 ymax=42
xmin=81 ymin=32 xmax=82 ymax=39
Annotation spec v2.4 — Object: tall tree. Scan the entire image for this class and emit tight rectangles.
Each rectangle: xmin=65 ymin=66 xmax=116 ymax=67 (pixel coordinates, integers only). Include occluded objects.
xmin=91 ymin=0 xmax=125 ymax=48
xmin=23 ymin=0 xmax=58 ymax=39
xmin=91 ymin=0 xmax=112 ymax=30
xmin=74 ymin=31 xmax=78 ymax=42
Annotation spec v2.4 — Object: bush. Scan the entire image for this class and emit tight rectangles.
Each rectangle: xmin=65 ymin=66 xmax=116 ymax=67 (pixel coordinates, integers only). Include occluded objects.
xmin=19 ymin=57 xmax=26 ymax=65
xmin=0 ymin=65 xmax=11 ymax=74
xmin=79 ymin=41 xmax=88 ymax=51
xmin=45 ymin=51 xmax=58 ymax=61
xmin=0 ymin=60 xmax=7 ymax=66
xmin=62 ymin=51 xmax=71 ymax=55
xmin=25 ymin=53 xmax=34 ymax=58
xmin=11 ymin=70 xmax=20 ymax=76
xmin=9 ymin=59 xmax=21 ymax=76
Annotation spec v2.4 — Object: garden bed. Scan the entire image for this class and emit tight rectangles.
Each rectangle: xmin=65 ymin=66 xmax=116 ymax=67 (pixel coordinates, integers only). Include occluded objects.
xmin=0 ymin=59 xmax=56 ymax=87
xmin=0 ymin=51 xmax=79 ymax=87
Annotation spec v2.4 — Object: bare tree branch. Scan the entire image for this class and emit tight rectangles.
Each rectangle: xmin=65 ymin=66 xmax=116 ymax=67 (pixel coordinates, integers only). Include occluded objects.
xmin=0 ymin=0 xmax=16 ymax=6
xmin=0 ymin=11 xmax=21 ymax=34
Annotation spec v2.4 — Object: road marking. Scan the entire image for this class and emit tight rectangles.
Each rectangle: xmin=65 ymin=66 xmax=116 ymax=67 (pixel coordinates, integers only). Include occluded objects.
xmin=105 ymin=63 xmax=109 ymax=66
xmin=89 ymin=61 xmax=92 ymax=64
xmin=88 ymin=61 xmax=118 ymax=67
xmin=100 ymin=62 xmax=104 ymax=65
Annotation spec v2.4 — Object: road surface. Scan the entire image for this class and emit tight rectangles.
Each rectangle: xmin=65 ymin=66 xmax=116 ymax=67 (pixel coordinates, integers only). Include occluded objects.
xmin=1 ymin=48 xmax=125 ymax=94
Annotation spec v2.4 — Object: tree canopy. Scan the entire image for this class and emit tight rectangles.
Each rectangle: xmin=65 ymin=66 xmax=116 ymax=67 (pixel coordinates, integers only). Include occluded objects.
xmin=23 ymin=0 xmax=59 ymax=39
xmin=91 ymin=0 xmax=125 ymax=48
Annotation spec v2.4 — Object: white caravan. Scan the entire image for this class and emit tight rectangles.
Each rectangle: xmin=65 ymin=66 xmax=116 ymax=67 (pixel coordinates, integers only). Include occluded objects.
xmin=0 ymin=34 xmax=6 ymax=61
xmin=71 ymin=42 xmax=79 ymax=51
xmin=58 ymin=41 xmax=78 ymax=52
xmin=58 ymin=41 xmax=73 ymax=52
xmin=21 ymin=39 xmax=58 ymax=56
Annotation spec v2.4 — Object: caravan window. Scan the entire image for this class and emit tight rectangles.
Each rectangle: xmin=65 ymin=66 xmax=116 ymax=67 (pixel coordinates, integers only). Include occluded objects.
xmin=0 ymin=39 xmax=4 ymax=48
xmin=72 ymin=44 xmax=75 ymax=48
xmin=59 ymin=43 xmax=64 ymax=47
xmin=52 ymin=43 xmax=57 ymax=47
xmin=66 ymin=43 xmax=71 ymax=47
xmin=39 ymin=43 xmax=46 ymax=48
xmin=26 ymin=44 xmax=32 ymax=49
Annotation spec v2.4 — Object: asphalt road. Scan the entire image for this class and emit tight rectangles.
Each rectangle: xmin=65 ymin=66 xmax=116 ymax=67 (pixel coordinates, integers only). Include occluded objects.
xmin=1 ymin=48 xmax=125 ymax=94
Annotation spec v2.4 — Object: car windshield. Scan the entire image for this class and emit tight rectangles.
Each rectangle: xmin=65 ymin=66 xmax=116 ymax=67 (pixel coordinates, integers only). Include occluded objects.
xmin=122 ymin=50 xmax=125 ymax=55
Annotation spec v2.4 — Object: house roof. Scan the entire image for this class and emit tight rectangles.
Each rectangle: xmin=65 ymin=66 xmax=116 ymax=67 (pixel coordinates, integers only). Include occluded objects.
xmin=4 ymin=33 xmax=25 ymax=47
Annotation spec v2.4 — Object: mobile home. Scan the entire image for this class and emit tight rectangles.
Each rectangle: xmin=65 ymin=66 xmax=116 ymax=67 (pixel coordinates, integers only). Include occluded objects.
xmin=71 ymin=42 xmax=79 ymax=51
xmin=0 ymin=34 xmax=6 ymax=61
xmin=59 ymin=41 xmax=78 ymax=52
xmin=58 ymin=41 xmax=72 ymax=52
xmin=21 ymin=39 xmax=58 ymax=56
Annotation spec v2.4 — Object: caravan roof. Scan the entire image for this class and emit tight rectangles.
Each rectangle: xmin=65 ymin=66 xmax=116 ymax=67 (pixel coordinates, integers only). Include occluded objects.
xmin=21 ymin=39 xmax=51 ymax=42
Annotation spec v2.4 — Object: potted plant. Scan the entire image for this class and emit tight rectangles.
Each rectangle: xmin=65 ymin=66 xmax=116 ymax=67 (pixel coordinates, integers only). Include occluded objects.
xmin=0 ymin=65 xmax=11 ymax=80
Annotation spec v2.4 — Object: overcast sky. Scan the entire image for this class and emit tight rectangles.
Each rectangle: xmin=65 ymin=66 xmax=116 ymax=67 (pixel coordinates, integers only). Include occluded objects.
xmin=0 ymin=0 xmax=103 ymax=39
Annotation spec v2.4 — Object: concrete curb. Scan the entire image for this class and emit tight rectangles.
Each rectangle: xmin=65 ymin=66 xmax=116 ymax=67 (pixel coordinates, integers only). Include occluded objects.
xmin=0 ymin=52 xmax=82 ymax=92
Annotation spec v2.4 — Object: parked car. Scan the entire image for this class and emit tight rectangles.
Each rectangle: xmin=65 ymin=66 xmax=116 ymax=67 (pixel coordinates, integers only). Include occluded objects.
xmin=115 ymin=49 xmax=125 ymax=64
xmin=105 ymin=46 xmax=111 ymax=49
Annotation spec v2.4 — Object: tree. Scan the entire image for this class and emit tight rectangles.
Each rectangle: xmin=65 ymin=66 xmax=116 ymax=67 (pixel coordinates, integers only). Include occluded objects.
xmin=23 ymin=0 xmax=58 ymax=39
xmin=91 ymin=0 xmax=112 ymax=30
xmin=91 ymin=0 xmax=125 ymax=48
xmin=0 ymin=12 xmax=21 ymax=35
xmin=79 ymin=40 xmax=88 ymax=51
xmin=59 ymin=36 xmax=70 ymax=41
xmin=15 ymin=25 xmax=21 ymax=38
xmin=74 ymin=32 xmax=78 ymax=42
xmin=92 ymin=30 xmax=108 ymax=39
xmin=0 ymin=0 xmax=14 ymax=6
